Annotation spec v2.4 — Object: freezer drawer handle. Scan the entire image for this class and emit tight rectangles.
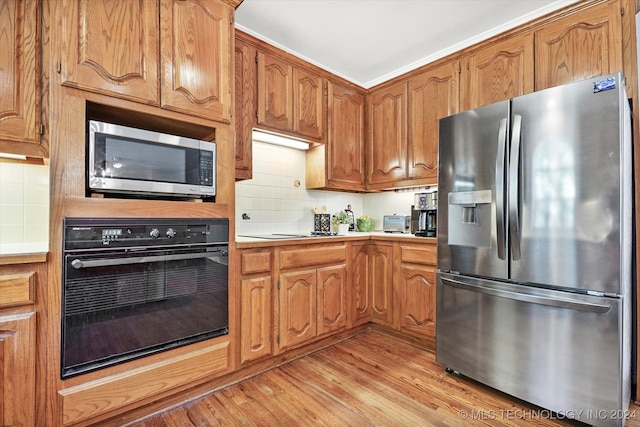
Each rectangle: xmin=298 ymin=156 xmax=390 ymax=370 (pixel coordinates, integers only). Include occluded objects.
xmin=441 ymin=277 xmax=611 ymax=313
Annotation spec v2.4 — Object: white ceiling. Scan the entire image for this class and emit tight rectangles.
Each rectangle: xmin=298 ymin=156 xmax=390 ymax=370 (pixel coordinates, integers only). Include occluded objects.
xmin=235 ymin=0 xmax=580 ymax=88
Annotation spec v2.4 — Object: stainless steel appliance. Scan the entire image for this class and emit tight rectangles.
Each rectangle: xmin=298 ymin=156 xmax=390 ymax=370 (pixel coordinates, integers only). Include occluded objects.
xmin=436 ymin=73 xmax=632 ymax=427
xmin=88 ymin=120 xmax=216 ymax=199
xmin=413 ymin=192 xmax=437 ymax=237
xmin=383 ymin=215 xmax=410 ymax=233
xmin=61 ymin=217 xmax=229 ymax=378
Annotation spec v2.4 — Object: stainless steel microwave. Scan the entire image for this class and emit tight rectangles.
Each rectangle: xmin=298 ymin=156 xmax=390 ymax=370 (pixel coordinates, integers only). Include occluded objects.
xmin=88 ymin=120 xmax=216 ymax=199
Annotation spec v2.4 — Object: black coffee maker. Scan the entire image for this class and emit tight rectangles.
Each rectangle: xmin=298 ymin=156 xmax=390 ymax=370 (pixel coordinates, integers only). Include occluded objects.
xmin=413 ymin=192 xmax=437 ymax=237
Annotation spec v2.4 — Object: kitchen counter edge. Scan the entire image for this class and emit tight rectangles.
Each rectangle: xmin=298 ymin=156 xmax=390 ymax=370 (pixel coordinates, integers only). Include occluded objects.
xmin=0 ymin=252 xmax=48 ymax=265
xmin=235 ymin=232 xmax=436 ymax=248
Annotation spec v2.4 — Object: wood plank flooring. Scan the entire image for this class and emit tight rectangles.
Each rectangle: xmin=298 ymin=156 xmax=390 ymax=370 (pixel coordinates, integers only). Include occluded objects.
xmin=133 ymin=330 xmax=640 ymax=426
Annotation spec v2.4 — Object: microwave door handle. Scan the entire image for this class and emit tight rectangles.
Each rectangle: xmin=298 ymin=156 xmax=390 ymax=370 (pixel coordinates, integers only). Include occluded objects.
xmin=495 ymin=118 xmax=507 ymax=260
xmin=509 ymin=114 xmax=522 ymax=260
xmin=71 ymin=250 xmax=226 ymax=269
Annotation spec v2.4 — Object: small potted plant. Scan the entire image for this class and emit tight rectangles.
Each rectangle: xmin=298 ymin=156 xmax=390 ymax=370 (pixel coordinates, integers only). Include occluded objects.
xmin=332 ymin=210 xmax=351 ymax=235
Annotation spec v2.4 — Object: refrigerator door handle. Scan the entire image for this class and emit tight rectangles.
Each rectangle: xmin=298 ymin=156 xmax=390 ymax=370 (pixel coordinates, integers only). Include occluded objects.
xmin=495 ymin=118 xmax=508 ymax=260
xmin=509 ymin=114 xmax=522 ymax=260
xmin=441 ymin=277 xmax=611 ymax=313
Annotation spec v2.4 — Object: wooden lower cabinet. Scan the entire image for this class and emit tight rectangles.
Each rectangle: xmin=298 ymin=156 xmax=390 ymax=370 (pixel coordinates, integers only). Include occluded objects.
xmin=279 ymin=269 xmax=318 ymax=349
xmin=278 ymin=264 xmax=348 ymax=350
xmin=349 ymin=244 xmax=372 ymax=326
xmin=277 ymin=244 xmax=348 ymax=351
xmin=0 ymin=269 xmax=40 ymax=427
xmin=350 ymin=243 xmax=393 ymax=327
xmin=0 ymin=312 xmax=36 ymax=427
xmin=317 ymin=265 xmax=348 ymax=335
xmin=239 ymin=249 xmax=274 ymax=364
xmin=370 ymin=244 xmax=394 ymax=326
xmin=398 ymin=265 xmax=437 ymax=338
xmin=396 ymin=242 xmax=438 ymax=342
xmin=240 ymin=275 xmax=273 ymax=364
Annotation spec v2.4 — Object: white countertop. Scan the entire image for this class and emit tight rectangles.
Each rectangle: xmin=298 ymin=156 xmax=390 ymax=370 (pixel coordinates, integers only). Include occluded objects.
xmin=236 ymin=231 xmax=433 ymax=244
xmin=0 ymin=242 xmax=49 ymax=256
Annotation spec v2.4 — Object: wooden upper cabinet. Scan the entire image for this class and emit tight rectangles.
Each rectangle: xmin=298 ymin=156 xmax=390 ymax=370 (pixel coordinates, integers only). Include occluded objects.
xmin=257 ymin=50 xmax=325 ymax=140
xmin=367 ymin=82 xmax=408 ymax=186
xmin=463 ymin=33 xmax=534 ymax=110
xmin=407 ymin=61 xmax=459 ymax=181
xmin=293 ymin=67 xmax=325 ymax=139
xmin=257 ymin=51 xmax=294 ymax=130
xmin=307 ymin=81 xmax=365 ymax=190
xmin=0 ymin=0 xmax=47 ymax=157
xmin=534 ymin=0 xmax=623 ymax=91
xmin=367 ymin=67 xmax=456 ymax=189
xmin=328 ymin=82 xmax=365 ymax=188
xmin=235 ymin=37 xmax=256 ymax=180
xmin=160 ymin=0 xmax=233 ymax=121
xmin=61 ymin=0 xmax=160 ymax=103
xmin=61 ymin=0 xmax=232 ymax=122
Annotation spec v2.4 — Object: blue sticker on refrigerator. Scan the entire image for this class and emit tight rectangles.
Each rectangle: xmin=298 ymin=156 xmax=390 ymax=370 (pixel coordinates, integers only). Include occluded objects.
xmin=593 ymin=76 xmax=616 ymax=93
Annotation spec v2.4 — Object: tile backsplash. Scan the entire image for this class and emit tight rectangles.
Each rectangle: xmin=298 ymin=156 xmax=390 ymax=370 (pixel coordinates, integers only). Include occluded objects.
xmin=0 ymin=161 xmax=49 ymax=254
xmin=236 ymin=141 xmax=424 ymax=235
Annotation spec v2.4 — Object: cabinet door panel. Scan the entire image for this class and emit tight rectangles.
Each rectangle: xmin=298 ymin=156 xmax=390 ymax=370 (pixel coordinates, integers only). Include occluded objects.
xmin=0 ymin=0 xmax=40 ymax=148
xmin=240 ymin=276 xmax=273 ymax=363
xmin=408 ymin=62 xmax=459 ymax=181
xmin=535 ymin=0 xmax=622 ymax=91
xmin=160 ymin=0 xmax=232 ymax=121
xmin=327 ymin=83 xmax=365 ymax=189
xmin=0 ymin=312 xmax=35 ymax=427
xmin=400 ymin=265 xmax=436 ymax=339
xmin=293 ymin=68 xmax=324 ymax=139
xmin=61 ymin=0 xmax=159 ymax=103
xmin=235 ymin=37 xmax=256 ymax=180
xmin=464 ymin=33 xmax=534 ymax=110
xmin=349 ymin=245 xmax=371 ymax=326
xmin=370 ymin=245 xmax=393 ymax=325
xmin=279 ymin=270 xmax=316 ymax=349
xmin=257 ymin=51 xmax=293 ymax=130
xmin=367 ymin=83 xmax=407 ymax=185
xmin=317 ymin=265 xmax=347 ymax=335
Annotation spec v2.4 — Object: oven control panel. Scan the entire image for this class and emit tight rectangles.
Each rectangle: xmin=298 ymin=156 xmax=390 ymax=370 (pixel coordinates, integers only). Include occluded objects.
xmin=64 ymin=217 xmax=229 ymax=249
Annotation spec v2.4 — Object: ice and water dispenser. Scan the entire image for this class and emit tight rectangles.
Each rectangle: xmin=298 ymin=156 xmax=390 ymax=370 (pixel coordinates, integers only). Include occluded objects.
xmin=446 ymin=190 xmax=492 ymax=247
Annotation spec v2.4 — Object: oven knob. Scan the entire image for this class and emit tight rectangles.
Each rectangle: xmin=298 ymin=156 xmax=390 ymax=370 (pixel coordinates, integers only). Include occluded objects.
xmin=166 ymin=228 xmax=176 ymax=238
xmin=149 ymin=228 xmax=160 ymax=239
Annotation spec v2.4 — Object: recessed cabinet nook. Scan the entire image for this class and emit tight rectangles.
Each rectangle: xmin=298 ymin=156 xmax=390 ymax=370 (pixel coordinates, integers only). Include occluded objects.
xmin=1 ymin=0 xmax=639 ymax=425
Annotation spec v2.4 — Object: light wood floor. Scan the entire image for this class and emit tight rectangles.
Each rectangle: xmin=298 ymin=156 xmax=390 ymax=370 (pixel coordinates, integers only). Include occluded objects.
xmin=134 ymin=330 xmax=640 ymax=426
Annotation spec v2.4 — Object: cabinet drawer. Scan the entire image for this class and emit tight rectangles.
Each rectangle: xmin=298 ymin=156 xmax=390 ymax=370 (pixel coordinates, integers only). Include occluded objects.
xmin=280 ymin=245 xmax=346 ymax=269
xmin=61 ymin=339 xmax=229 ymax=425
xmin=400 ymin=244 xmax=437 ymax=266
xmin=0 ymin=273 xmax=35 ymax=307
xmin=241 ymin=251 xmax=272 ymax=275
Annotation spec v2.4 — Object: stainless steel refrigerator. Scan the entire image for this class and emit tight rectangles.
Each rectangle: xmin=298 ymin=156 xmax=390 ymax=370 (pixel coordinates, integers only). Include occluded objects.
xmin=436 ymin=72 xmax=633 ymax=427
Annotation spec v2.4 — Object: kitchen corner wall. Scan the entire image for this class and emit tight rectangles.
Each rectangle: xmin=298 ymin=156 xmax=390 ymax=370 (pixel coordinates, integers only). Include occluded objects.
xmin=235 ymin=141 xmax=418 ymax=235
xmin=0 ymin=161 xmax=49 ymax=254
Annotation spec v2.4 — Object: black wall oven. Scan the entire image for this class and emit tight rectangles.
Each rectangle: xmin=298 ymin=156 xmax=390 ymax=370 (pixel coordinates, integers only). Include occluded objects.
xmin=61 ymin=217 xmax=229 ymax=379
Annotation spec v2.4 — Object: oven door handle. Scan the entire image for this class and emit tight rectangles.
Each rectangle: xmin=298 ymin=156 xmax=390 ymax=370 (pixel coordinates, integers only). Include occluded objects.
xmin=70 ymin=250 xmax=227 ymax=269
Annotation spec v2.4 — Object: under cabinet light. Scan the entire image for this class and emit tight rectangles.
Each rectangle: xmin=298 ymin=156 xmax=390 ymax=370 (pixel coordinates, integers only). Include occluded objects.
xmin=252 ymin=130 xmax=310 ymax=150
xmin=0 ymin=152 xmax=27 ymax=161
